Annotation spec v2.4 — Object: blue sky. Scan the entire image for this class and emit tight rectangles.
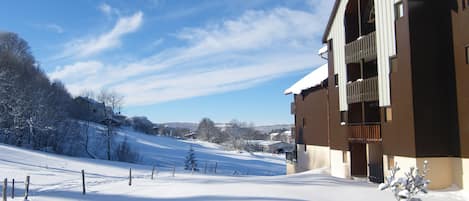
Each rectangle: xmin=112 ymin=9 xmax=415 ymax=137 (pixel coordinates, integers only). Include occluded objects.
xmin=0 ymin=0 xmax=333 ymax=125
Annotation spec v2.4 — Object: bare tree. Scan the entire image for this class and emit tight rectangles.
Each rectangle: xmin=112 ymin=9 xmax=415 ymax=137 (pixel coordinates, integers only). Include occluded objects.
xmin=196 ymin=118 xmax=226 ymax=143
xmin=78 ymin=89 xmax=96 ymax=158
xmin=97 ymin=89 xmax=124 ymax=114
xmin=97 ymin=89 xmax=124 ymax=160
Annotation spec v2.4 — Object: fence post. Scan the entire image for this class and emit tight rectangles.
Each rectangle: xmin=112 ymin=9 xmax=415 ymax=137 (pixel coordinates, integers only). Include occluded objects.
xmin=81 ymin=170 xmax=86 ymax=195
xmin=129 ymin=168 xmax=132 ymax=186
xmin=151 ymin=166 xmax=155 ymax=180
xmin=24 ymin=176 xmax=29 ymax=200
xmin=2 ymin=178 xmax=6 ymax=201
xmin=10 ymin=179 xmax=13 ymax=199
xmin=172 ymin=166 xmax=176 ymax=177
xmin=214 ymin=162 xmax=218 ymax=174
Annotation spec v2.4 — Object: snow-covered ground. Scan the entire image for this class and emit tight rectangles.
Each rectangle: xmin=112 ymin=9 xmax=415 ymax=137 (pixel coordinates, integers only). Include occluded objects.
xmin=84 ymin=123 xmax=286 ymax=176
xmin=0 ymin=144 xmax=467 ymax=201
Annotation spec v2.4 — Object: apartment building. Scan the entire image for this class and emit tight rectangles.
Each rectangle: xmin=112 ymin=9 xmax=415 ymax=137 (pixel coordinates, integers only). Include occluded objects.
xmin=286 ymin=0 xmax=469 ymax=190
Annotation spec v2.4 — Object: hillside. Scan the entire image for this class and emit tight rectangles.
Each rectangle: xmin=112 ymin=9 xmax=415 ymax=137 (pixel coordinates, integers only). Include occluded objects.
xmin=0 ymin=144 xmax=464 ymax=201
xmin=84 ymin=122 xmax=285 ymax=176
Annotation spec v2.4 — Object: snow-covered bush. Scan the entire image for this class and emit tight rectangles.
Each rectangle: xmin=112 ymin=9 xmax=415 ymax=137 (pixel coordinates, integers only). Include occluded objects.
xmin=379 ymin=161 xmax=430 ymax=201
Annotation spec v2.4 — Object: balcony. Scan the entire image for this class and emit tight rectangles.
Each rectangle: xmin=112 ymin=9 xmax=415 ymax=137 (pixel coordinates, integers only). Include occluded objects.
xmin=345 ymin=31 xmax=376 ymax=64
xmin=347 ymin=123 xmax=381 ymax=142
xmin=347 ymin=76 xmax=379 ymax=104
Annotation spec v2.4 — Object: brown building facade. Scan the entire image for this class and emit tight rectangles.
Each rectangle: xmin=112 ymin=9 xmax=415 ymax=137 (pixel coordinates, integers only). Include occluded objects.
xmin=286 ymin=0 xmax=469 ymax=190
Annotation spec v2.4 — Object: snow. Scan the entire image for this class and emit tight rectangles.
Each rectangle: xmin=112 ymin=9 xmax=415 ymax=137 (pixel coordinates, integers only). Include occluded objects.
xmin=284 ymin=63 xmax=328 ymax=95
xmin=0 ymin=144 xmax=466 ymax=201
xmin=83 ymin=123 xmax=286 ymax=176
xmin=246 ymin=140 xmax=283 ymax=146
xmin=318 ymin=45 xmax=328 ymax=56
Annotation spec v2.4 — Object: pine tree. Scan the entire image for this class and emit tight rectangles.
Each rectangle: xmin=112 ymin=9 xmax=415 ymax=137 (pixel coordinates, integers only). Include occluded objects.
xmin=184 ymin=145 xmax=198 ymax=171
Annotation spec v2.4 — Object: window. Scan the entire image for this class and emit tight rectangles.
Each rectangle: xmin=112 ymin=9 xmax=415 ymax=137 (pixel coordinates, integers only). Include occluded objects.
xmin=394 ymin=1 xmax=404 ymax=19
xmin=387 ymin=156 xmax=395 ymax=170
xmin=465 ymin=45 xmax=469 ymax=64
xmin=385 ymin=107 xmax=393 ymax=122
xmin=334 ymin=74 xmax=339 ymax=87
xmin=340 ymin=111 xmax=347 ymax=125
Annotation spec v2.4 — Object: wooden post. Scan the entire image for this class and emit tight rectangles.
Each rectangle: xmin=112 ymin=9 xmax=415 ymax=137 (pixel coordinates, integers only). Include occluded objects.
xmin=172 ymin=166 xmax=175 ymax=177
xmin=214 ymin=162 xmax=218 ymax=174
xmin=151 ymin=166 xmax=155 ymax=180
xmin=129 ymin=168 xmax=132 ymax=186
xmin=24 ymin=176 xmax=29 ymax=200
xmin=2 ymin=178 xmax=6 ymax=201
xmin=10 ymin=179 xmax=13 ymax=199
xmin=81 ymin=170 xmax=86 ymax=195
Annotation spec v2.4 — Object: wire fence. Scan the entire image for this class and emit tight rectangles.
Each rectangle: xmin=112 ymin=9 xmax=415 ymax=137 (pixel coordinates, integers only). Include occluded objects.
xmin=0 ymin=158 xmax=283 ymax=201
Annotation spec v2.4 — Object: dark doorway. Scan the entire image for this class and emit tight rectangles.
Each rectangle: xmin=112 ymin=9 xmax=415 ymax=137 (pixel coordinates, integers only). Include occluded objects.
xmin=368 ymin=143 xmax=384 ymax=183
xmin=350 ymin=143 xmax=367 ymax=177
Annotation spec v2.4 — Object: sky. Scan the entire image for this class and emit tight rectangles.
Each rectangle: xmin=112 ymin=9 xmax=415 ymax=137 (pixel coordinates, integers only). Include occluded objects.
xmin=0 ymin=0 xmax=333 ymax=126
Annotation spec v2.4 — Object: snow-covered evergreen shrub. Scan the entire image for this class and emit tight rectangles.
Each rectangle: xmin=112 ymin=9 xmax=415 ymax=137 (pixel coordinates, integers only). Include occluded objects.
xmin=378 ymin=161 xmax=430 ymax=201
xmin=184 ymin=145 xmax=198 ymax=171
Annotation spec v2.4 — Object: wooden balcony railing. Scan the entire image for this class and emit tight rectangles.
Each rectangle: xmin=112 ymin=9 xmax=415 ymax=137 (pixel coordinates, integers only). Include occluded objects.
xmin=348 ymin=123 xmax=381 ymax=142
xmin=347 ymin=76 xmax=379 ymax=104
xmin=345 ymin=31 xmax=377 ymax=64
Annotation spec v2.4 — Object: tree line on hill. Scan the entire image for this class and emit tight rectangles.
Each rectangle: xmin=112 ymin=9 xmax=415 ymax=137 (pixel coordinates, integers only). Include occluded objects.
xmin=0 ymin=32 xmax=139 ymax=162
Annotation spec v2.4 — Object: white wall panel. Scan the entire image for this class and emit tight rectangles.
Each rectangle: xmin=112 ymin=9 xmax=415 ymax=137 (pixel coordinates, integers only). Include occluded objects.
xmin=375 ymin=0 xmax=397 ymax=107
xmin=327 ymin=0 xmax=348 ymax=111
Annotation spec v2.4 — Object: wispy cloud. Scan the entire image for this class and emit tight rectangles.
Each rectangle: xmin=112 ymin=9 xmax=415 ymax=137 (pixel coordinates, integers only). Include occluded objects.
xmin=99 ymin=3 xmax=112 ymax=16
xmin=49 ymin=5 xmax=332 ymax=106
xmin=33 ymin=23 xmax=64 ymax=34
xmin=45 ymin=24 xmax=64 ymax=34
xmin=57 ymin=11 xmax=143 ymax=59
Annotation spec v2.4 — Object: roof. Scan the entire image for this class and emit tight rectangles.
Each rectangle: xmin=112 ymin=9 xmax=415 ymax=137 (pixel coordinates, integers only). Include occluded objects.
xmin=284 ymin=63 xmax=328 ymax=95
xmin=322 ymin=0 xmax=341 ymax=43
xmin=246 ymin=140 xmax=283 ymax=146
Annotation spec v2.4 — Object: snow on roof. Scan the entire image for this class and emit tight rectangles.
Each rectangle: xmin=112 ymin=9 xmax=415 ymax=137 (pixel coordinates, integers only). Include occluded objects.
xmin=246 ymin=140 xmax=283 ymax=146
xmin=282 ymin=130 xmax=292 ymax=136
xmin=269 ymin=132 xmax=280 ymax=137
xmin=318 ymin=45 xmax=328 ymax=56
xmin=284 ymin=63 xmax=328 ymax=95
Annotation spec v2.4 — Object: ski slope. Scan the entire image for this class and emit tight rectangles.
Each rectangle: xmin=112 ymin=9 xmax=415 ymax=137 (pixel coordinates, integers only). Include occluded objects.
xmin=0 ymin=144 xmax=466 ymax=201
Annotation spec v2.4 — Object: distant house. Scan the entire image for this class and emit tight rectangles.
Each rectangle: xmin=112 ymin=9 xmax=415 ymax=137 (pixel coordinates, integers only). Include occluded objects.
xmin=245 ymin=140 xmax=294 ymax=153
xmin=71 ymin=97 xmax=106 ymax=123
xmin=270 ymin=130 xmax=294 ymax=143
